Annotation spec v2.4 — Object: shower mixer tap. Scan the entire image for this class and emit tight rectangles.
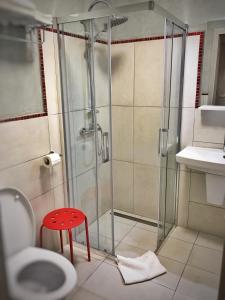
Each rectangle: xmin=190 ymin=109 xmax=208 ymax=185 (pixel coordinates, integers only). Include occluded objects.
xmin=80 ymin=121 xmax=109 ymax=164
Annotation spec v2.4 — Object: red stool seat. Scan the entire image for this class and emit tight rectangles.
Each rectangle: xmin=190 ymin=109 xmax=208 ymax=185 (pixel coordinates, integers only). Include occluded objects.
xmin=40 ymin=208 xmax=91 ymax=264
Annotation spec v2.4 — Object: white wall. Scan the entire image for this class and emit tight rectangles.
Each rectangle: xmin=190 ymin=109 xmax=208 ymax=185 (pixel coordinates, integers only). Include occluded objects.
xmin=0 ymin=30 xmax=66 ymax=251
xmin=178 ymin=34 xmax=225 ymax=237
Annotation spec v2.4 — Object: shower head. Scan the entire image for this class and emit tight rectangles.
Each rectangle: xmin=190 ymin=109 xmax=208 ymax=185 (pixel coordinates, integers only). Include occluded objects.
xmin=84 ymin=0 xmax=128 ymax=41
xmin=110 ymin=15 xmax=128 ymax=28
xmin=87 ymin=0 xmax=128 ymax=30
xmin=103 ymin=15 xmax=128 ymax=31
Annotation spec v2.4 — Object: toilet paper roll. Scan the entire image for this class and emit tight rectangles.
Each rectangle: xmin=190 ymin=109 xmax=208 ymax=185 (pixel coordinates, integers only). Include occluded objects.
xmin=43 ymin=153 xmax=61 ymax=168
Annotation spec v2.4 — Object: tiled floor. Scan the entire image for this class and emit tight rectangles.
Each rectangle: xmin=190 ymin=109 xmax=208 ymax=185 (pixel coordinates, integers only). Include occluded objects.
xmin=76 ymin=210 xmax=158 ymax=254
xmin=66 ymin=225 xmax=223 ymax=300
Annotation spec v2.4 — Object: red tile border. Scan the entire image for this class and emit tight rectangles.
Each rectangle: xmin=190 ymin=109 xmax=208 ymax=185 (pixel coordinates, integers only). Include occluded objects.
xmin=0 ymin=113 xmax=48 ymax=123
xmin=0 ymin=28 xmax=48 ymax=123
xmin=192 ymin=32 xmax=204 ymax=108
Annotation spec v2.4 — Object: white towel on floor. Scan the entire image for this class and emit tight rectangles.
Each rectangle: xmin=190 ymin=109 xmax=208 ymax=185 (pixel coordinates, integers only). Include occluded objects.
xmin=117 ymin=250 xmax=166 ymax=285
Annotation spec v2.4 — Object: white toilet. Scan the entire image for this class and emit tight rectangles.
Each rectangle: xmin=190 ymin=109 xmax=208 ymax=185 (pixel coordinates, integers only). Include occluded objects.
xmin=0 ymin=187 xmax=77 ymax=300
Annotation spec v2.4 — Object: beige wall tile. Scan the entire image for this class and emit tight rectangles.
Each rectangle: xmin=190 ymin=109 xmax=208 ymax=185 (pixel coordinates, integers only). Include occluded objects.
xmin=133 ymin=163 xmax=159 ymax=220
xmin=181 ymin=108 xmax=195 ymax=149
xmin=53 ymin=31 xmax=63 ymax=114
xmin=192 ymin=141 xmax=223 ymax=149
xmin=0 ymin=117 xmax=50 ymax=170
xmin=43 ymin=31 xmax=60 ymax=115
xmin=134 ymin=40 xmax=164 ymax=107
xmin=0 ymin=157 xmax=51 ymax=201
xmin=48 ymin=114 xmax=62 ymax=154
xmin=112 ymin=106 xmax=133 ymax=161
xmin=193 ymin=109 xmax=225 ymax=144
xmin=53 ymin=183 xmax=67 ymax=208
xmin=64 ymin=36 xmax=88 ymax=111
xmin=134 ymin=107 xmax=160 ymax=166
xmin=190 ymin=171 xmax=206 ymax=205
xmin=94 ymin=43 xmax=110 ymax=108
xmin=188 ymin=202 xmax=225 ymax=237
xmin=31 ymin=191 xmax=58 ymax=250
xmin=112 ymin=43 xmax=134 ymax=106
xmin=50 ymin=162 xmax=64 ymax=189
xmin=113 ymin=160 xmax=133 ymax=213
xmin=177 ymin=170 xmax=190 ymax=227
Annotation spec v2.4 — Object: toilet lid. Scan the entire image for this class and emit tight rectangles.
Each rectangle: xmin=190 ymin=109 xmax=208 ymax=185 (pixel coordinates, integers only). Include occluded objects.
xmin=0 ymin=187 xmax=35 ymax=257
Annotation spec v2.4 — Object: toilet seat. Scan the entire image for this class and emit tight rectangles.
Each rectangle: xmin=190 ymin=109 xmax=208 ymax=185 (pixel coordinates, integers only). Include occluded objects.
xmin=7 ymin=247 xmax=77 ymax=300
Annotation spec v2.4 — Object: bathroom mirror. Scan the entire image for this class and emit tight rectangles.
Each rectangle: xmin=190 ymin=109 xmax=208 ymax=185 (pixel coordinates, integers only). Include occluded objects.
xmin=205 ymin=20 xmax=225 ymax=106
xmin=213 ymin=33 xmax=225 ymax=105
xmin=0 ymin=26 xmax=47 ymax=122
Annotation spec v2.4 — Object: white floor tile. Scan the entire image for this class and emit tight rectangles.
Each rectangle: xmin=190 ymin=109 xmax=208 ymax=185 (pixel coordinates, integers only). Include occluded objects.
xmin=63 ymin=245 xmax=103 ymax=287
xmin=188 ymin=245 xmax=222 ymax=275
xmin=177 ymin=265 xmax=219 ymax=300
xmin=173 ymin=292 xmax=195 ymax=300
xmin=75 ymin=231 xmax=118 ymax=255
xmin=195 ymin=232 xmax=224 ymax=251
xmin=152 ymin=256 xmax=185 ymax=290
xmin=89 ymin=217 xmax=133 ymax=242
xmin=115 ymin=242 xmax=146 ymax=258
xmin=83 ymin=262 xmax=174 ymax=300
xmin=169 ymin=227 xmax=198 ymax=244
xmin=122 ymin=227 xmax=157 ymax=251
xmin=135 ymin=222 xmax=158 ymax=233
xmin=67 ymin=287 xmax=106 ymax=300
xmin=102 ymin=211 xmax=137 ymax=226
xmin=158 ymin=238 xmax=193 ymax=263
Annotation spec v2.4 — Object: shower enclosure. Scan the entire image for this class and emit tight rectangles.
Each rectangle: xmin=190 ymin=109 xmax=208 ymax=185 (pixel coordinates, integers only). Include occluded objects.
xmin=55 ymin=1 xmax=187 ymax=255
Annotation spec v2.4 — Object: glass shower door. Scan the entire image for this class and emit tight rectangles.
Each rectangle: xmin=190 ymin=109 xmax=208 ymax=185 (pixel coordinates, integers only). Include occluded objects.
xmin=57 ymin=17 xmax=114 ymax=254
xmin=158 ymin=20 xmax=186 ymax=246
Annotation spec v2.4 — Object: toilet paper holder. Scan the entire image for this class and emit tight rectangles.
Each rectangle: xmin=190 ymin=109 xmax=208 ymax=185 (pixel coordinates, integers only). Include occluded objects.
xmin=43 ymin=151 xmax=62 ymax=168
xmin=49 ymin=150 xmax=63 ymax=156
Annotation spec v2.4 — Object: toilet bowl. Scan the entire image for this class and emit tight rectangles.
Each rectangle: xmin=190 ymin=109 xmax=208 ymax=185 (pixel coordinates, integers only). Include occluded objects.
xmin=0 ymin=187 xmax=77 ymax=300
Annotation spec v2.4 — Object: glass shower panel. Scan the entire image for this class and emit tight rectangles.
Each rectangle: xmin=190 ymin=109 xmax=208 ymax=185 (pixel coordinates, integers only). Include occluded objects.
xmin=164 ymin=24 xmax=185 ymax=236
xmin=57 ymin=17 xmax=114 ymax=254
xmin=92 ymin=18 xmax=114 ymax=253
xmin=158 ymin=20 xmax=186 ymax=245
xmin=157 ymin=20 xmax=173 ymax=245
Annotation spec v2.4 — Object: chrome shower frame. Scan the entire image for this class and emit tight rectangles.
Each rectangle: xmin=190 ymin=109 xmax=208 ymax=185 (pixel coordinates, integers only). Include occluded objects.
xmin=55 ymin=0 xmax=187 ymax=255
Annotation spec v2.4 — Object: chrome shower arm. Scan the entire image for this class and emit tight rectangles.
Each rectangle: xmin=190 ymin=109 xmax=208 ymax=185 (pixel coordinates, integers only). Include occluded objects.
xmin=88 ymin=0 xmax=112 ymax=12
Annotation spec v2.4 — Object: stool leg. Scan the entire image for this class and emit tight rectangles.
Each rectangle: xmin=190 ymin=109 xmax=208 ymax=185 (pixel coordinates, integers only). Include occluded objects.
xmin=59 ymin=230 xmax=64 ymax=253
xmin=68 ymin=229 xmax=74 ymax=264
xmin=40 ymin=224 xmax=44 ymax=248
xmin=85 ymin=216 xmax=91 ymax=262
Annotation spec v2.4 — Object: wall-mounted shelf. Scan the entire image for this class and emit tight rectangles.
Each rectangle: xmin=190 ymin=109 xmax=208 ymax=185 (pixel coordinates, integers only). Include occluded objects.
xmin=198 ymin=105 xmax=225 ymax=111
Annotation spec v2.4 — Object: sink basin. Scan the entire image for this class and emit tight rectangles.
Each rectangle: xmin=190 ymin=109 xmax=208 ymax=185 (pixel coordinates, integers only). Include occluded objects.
xmin=176 ymin=146 xmax=225 ymax=175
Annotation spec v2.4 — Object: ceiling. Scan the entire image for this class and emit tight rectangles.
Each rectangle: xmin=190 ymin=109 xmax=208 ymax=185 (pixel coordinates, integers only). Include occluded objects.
xmin=33 ymin=0 xmax=225 ymax=26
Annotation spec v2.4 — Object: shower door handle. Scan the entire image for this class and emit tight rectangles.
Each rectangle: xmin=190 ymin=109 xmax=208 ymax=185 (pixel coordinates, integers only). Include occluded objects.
xmin=158 ymin=128 xmax=168 ymax=157
xmin=102 ymin=132 xmax=109 ymax=163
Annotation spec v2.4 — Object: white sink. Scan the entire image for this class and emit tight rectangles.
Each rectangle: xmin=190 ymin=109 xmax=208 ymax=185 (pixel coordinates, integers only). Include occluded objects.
xmin=176 ymin=146 xmax=225 ymax=176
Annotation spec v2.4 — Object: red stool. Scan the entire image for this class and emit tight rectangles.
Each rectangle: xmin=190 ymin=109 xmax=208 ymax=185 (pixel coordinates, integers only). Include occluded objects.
xmin=40 ymin=208 xmax=91 ymax=264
